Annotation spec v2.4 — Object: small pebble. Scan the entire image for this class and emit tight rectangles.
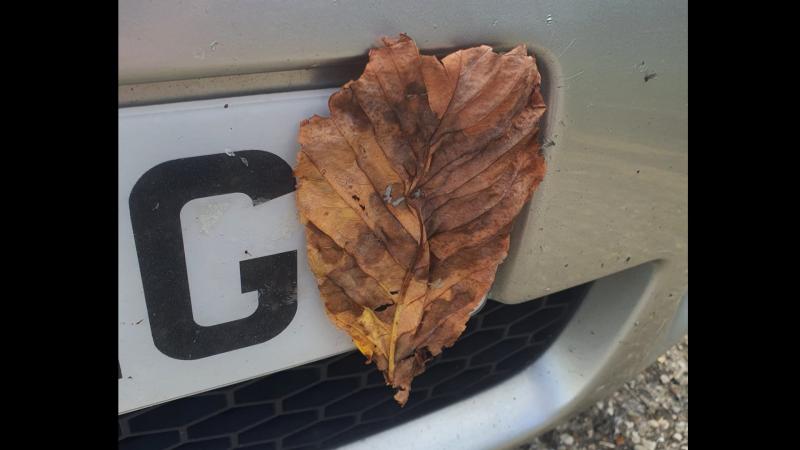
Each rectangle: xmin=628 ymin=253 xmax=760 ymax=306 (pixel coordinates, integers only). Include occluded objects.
xmin=560 ymin=433 xmax=574 ymax=446
xmin=673 ymin=433 xmax=683 ymax=441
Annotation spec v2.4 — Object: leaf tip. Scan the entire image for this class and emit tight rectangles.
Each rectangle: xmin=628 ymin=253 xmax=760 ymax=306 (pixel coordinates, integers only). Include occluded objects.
xmin=393 ymin=388 xmax=409 ymax=406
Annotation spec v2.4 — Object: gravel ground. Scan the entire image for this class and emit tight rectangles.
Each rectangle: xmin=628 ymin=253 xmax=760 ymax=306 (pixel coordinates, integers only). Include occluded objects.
xmin=522 ymin=335 xmax=688 ymax=450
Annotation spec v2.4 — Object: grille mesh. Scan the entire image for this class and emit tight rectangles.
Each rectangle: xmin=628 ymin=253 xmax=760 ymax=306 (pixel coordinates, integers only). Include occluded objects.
xmin=119 ymin=283 xmax=589 ymax=450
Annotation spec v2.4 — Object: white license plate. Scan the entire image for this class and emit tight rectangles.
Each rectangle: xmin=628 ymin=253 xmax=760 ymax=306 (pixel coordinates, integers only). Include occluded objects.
xmin=118 ymin=89 xmax=355 ymax=414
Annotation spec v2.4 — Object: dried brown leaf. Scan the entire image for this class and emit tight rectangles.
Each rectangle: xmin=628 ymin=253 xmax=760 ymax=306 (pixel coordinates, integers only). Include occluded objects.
xmin=295 ymin=34 xmax=546 ymax=405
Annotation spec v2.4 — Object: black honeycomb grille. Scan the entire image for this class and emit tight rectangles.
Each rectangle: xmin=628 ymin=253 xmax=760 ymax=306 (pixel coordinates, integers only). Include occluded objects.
xmin=119 ymin=283 xmax=589 ymax=450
